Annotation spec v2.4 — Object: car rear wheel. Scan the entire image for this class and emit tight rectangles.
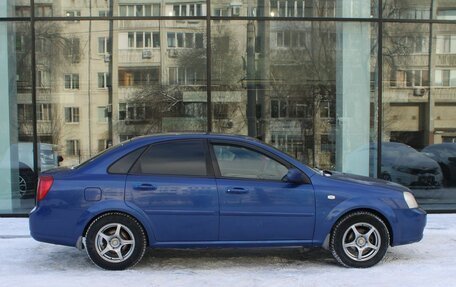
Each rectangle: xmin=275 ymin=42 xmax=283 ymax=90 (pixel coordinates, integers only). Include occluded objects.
xmin=85 ymin=213 xmax=147 ymax=270
xmin=330 ymin=211 xmax=390 ymax=268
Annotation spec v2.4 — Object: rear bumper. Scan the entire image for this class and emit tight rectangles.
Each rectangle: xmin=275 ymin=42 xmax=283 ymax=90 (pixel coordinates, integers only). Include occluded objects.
xmin=392 ymin=208 xmax=427 ymax=246
xmin=29 ymin=206 xmax=78 ymax=247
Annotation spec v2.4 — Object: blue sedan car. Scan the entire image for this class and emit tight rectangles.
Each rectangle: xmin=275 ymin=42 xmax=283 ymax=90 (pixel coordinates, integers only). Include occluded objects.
xmin=29 ymin=134 xmax=426 ymax=270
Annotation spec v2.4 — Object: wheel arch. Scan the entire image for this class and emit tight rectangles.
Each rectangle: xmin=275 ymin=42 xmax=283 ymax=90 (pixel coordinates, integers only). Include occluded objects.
xmin=82 ymin=211 xmax=151 ymax=246
xmin=330 ymin=208 xmax=394 ymax=246
xmin=77 ymin=202 xmax=156 ymax=247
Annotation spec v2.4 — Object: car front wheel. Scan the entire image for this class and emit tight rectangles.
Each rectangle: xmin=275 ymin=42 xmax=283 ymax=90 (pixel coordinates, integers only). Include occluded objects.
xmin=330 ymin=211 xmax=390 ymax=268
xmin=85 ymin=213 xmax=147 ymax=270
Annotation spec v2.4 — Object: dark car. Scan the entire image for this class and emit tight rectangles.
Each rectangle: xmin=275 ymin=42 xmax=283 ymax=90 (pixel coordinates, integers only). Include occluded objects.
xmin=30 ymin=134 xmax=426 ymax=270
xmin=379 ymin=142 xmax=443 ymax=188
xmin=422 ymin=143 xmax=456 ymax=186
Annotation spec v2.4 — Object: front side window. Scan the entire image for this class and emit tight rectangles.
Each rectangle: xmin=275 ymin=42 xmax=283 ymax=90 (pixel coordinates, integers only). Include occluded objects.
xmin=133 ymin=140 xmax=208 ymax=176
xmin=213 ymin=144 xmax=288 ymax=181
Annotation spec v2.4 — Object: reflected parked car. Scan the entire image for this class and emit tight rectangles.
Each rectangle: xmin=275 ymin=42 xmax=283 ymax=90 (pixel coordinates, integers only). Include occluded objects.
xmin=422 ymin=143 xmax=456 ymax=187
xmin=380 ymin=142 xmax=443 ymax=188
xmin=0 ymin=142 xmax=63 ymax=199
xmin=30 ymin=134 xmax=426 ymax=270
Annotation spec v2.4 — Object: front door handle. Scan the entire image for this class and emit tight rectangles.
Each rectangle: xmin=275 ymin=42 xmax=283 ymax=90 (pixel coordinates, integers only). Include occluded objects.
xmin=226 ymin=187 xmax=249 ymax=194
xmin=133 ymin=183 xmax=157 ymax=191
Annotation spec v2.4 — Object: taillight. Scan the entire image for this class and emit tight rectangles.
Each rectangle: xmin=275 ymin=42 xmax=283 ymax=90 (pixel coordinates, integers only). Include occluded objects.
xmin=37 ymin=175 xmax=54 ymax=201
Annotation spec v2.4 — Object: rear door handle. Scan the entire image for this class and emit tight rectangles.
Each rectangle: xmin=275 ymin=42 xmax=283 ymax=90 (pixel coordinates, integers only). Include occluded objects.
xmin=226 ymin=187 xmax=249 ymax=194
xmin=133 ymin=183 xmax=157 ymax=191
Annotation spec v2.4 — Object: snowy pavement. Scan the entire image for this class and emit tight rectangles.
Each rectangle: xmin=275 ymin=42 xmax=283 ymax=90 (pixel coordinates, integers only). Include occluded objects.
xmin=1 ymin=215 xmax=456 ymax=287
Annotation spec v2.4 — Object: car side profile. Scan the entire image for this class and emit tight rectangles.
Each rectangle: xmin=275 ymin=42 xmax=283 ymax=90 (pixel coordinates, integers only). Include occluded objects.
xmin=29 ymin=134 xmax=426 ymax=270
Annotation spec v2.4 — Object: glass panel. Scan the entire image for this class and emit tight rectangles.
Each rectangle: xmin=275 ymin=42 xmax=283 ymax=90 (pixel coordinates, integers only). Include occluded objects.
xmin=1 ymin=1 xmax=31 ymax=18
xmin=0 ymin=21 xmax=35 ymax=214
xmin=211 ymin=20 xmax=378 ymax=175
xmin=382 ymin=22 xmax=456 ymax=211
xmin=211 ymin=0 xmax=378 ymax=18
xmin=383 ymin=0 xmax=431 ymax=19
xmin=436 ymin=0 xmax=456 ymax=20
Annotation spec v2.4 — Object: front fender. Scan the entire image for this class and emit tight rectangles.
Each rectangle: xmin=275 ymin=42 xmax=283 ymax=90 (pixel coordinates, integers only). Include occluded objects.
xmin=75 ymin=200 xmax=157 ymax=246
xmin=313 ymin=197 xmax=398 ymax=246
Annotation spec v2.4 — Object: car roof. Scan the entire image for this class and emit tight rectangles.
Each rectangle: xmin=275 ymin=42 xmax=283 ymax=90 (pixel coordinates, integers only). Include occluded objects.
xmin=130 ymin=133 xmax=261 ymax=144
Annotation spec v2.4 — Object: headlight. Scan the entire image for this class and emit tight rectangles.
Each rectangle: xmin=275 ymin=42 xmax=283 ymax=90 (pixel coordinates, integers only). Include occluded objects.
xmin=403 ymin=191 xmax=419 ymax=209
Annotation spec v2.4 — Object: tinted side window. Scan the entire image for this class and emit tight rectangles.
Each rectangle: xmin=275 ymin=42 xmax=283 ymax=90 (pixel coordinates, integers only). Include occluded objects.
xmin=108 ymin=147 xmax=146 ymax=174
xmin=213 ymin=144 xmax=288 ymax=181
xmin=133 ymin=140 xmax=208 ymax=176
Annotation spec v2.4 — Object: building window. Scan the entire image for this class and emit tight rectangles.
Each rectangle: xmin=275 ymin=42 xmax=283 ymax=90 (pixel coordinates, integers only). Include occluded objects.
xmin=119 ymin=67 xmax=160 ymax=87
xmin=64 ymin=74 xmax=79 ymax=89
xmin=15 ymin=6 xmax=31 ymax=17
xmin=97 ymin=107 xmax=108 ymax=122
xmin=118 ymin=103 xmax=146 ymax=121
xmin=119 ymin=4 xmax=160 ymax=16
xmin=170 ymin=3 xmax=203 ymax=16
xmin=185 ymin=102 xmax=207 ymax=117
xmin=65 ymin=10 xmax=81 ymax=17
xmin=271 ymin=99 xmax=287 ymax=118
xmin=435 ymin=69 xmax=456 ymax=87
xmin=276 ymin=31 xmax=308 ymax=48
xmin=65 ymin=38 xmax=80 ymax=63
xmin=35 ymin=4 xmax=53 ymax=16
xmin=390 ymin=70 xmax=429 ymax=87
xmin=98 ymin=72 xmax=110 ymax=88
xmin=213 ymin=103 xmax=229 ymax=119
xmin=64 ymin=107 xmax=80 ymax=123
xmin=168 ymin=67 xmax=205 ymax=85
xmin=124 ymin=32 xmax=160 ymax=49
xmin=66 ymin=140 xmax=80 ymax=156
xmin=37 ymin=104 xmax=52 ymax=121
xmin=17 ymin=104 xmax=33 ymax=122
xmin=436 ymin=35 xmax=456 ymax=54
xmin=37 ymin=69 xmax=49 ymax=88
xmin=270 ymin=1 xmax=306 ymax=17
xmin=98 ymin=37 xmax=111 ymax=54
xmin=320 ymin=101 xmax=335 ymax=119
xmin=167 ymin=32 xmax=204 ymax=49
xmin=99 ymin=10 xmax=109 ymax=17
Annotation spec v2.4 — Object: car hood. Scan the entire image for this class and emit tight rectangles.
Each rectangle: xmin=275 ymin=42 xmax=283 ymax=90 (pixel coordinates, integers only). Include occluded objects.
xmin=325 ymin=171 xmax=409 ymax=193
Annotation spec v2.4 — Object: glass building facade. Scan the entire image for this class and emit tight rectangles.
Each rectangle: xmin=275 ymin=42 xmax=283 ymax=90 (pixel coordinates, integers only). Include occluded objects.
xmin=1 ymin=0 xmax=456 ymax=215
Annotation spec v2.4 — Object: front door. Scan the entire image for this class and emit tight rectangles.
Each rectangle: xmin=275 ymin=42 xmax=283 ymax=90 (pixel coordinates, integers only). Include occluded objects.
xmin=125 ymin=139 xmax=218 ymax=242
xmin=211 ymin=142 xmax=315 ymax=241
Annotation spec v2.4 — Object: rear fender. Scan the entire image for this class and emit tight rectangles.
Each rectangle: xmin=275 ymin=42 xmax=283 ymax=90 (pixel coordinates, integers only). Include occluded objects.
xmin=76 ymin=200 xmax=157 ymax=246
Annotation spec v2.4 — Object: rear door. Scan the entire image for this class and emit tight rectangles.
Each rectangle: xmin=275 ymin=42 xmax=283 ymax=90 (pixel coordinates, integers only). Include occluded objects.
xmin=125 ymin=139 xmax=219 ymax=242
xmin=210 ymin=141 xmax=315 ymax=241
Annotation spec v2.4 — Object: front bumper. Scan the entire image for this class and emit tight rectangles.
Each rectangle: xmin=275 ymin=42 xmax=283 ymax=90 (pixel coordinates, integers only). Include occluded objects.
xmin=392 ymin=207 xmax=427 ymax=246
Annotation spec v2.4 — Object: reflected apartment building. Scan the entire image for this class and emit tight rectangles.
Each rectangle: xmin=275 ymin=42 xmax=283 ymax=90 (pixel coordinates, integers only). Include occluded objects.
xmin=3 ymin=0 xmax=456 ymax=214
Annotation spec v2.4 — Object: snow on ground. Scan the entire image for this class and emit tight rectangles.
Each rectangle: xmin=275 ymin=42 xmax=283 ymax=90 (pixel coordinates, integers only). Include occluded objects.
xmin=1 ymin=215 xmax=456 ymax=287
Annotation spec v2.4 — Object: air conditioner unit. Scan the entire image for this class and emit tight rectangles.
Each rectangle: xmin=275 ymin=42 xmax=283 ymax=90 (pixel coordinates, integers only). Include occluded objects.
xmin=104 ymin=54 xmax=111 ymax=63
xmin=413 ymin=88 xmax=426 ymax=97
xmin=142 ymin=50 xmax=152 ymax=59
xmin=168 ymin=49 xmax=178 ymax=58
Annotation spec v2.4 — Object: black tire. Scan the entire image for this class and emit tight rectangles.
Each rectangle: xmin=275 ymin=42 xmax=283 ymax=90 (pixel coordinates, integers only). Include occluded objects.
xmin=330 ymin=211 xmax=390 ymax=268
xmin=381 ymin=173 xmax=392 ymax=182
xmin=85 ymin=213 xmax=147 ymax=270
xmin=18 ymin=167 xmax=37 ymax=199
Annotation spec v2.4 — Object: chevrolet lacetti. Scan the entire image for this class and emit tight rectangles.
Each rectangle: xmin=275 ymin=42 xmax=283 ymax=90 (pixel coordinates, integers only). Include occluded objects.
xmin=29 ymin=134 xmax=426 ymax=270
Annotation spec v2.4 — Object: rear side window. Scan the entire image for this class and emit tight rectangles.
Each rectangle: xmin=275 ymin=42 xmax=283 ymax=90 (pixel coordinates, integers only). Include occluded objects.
xmin=132 ymin=140 xmax=208 ymax=176
xmin=108 ymin=147 xmax=146 ymax=174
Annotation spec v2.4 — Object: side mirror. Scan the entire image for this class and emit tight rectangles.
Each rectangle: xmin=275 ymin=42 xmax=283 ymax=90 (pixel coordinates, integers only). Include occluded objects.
xmin=285 ymin=168 xmax=306 ymax=184
xmin=58 ymin=155 xmax=64 ymax=163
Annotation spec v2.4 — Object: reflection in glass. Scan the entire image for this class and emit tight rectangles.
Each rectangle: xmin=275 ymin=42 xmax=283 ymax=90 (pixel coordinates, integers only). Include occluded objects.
xmin=211 ymin=20 xmax=378 ymax=173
